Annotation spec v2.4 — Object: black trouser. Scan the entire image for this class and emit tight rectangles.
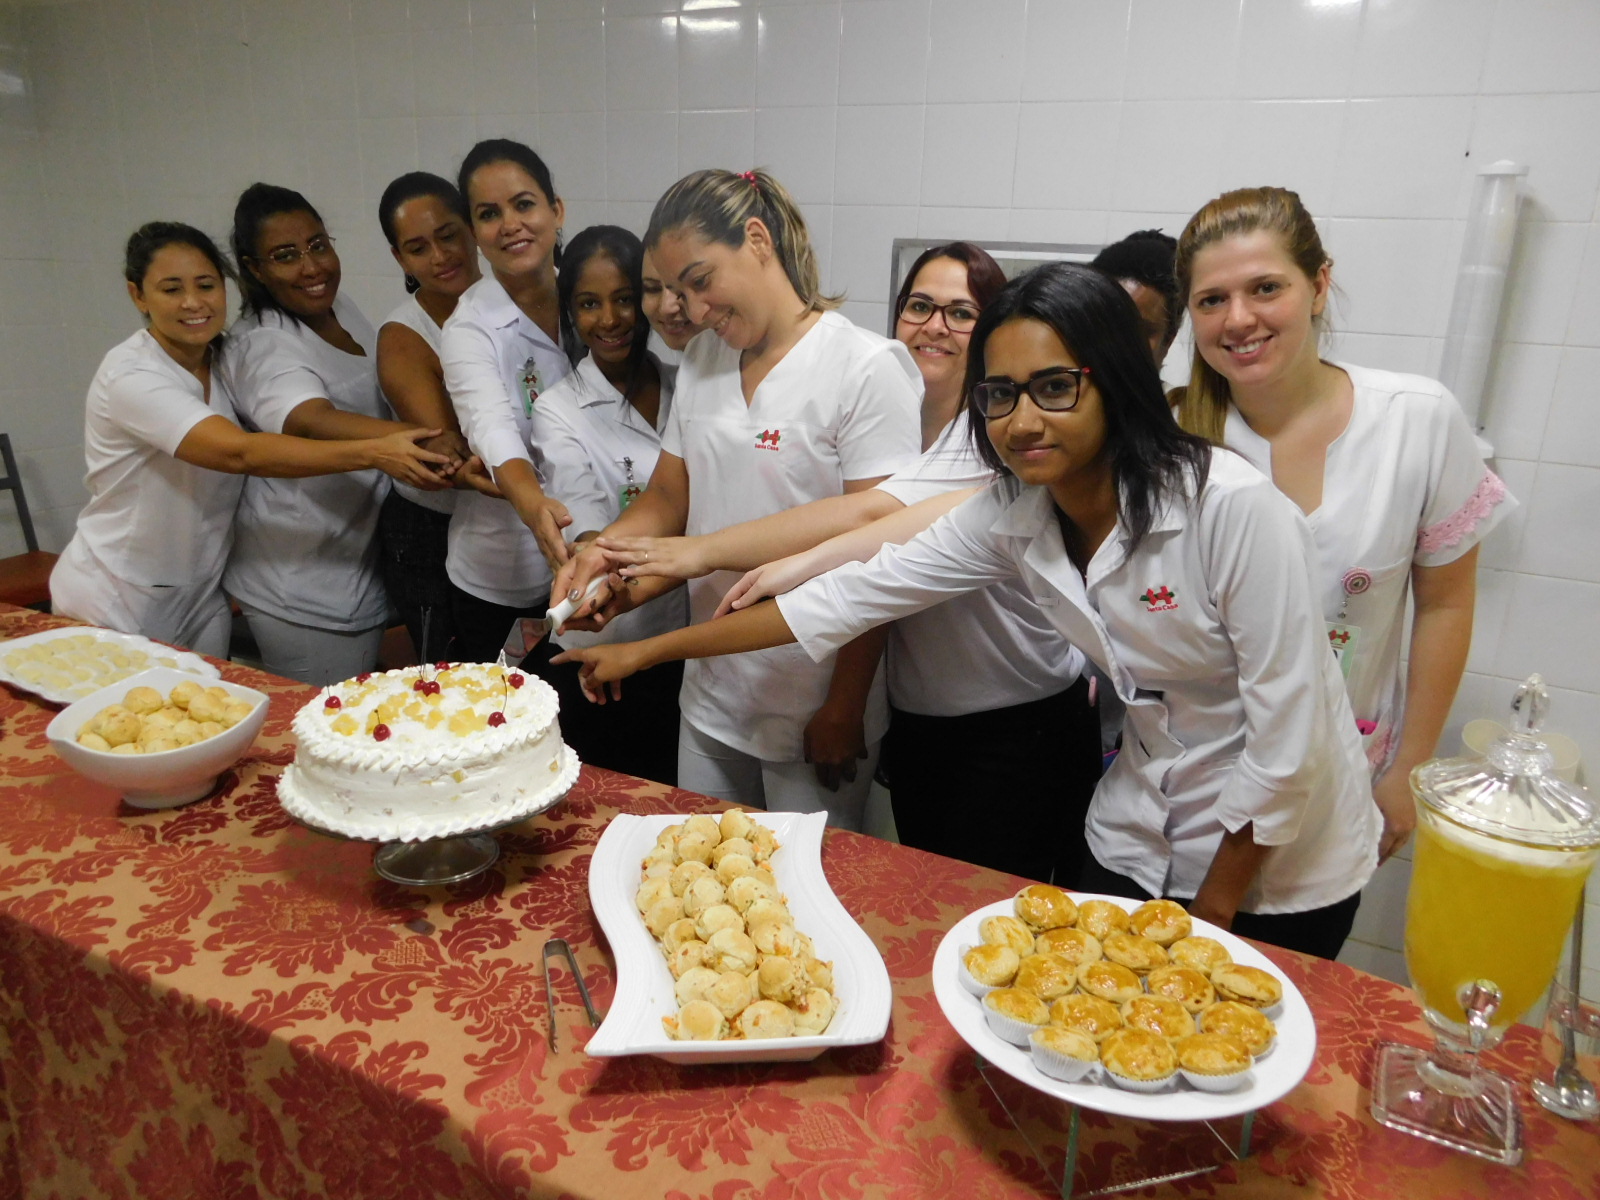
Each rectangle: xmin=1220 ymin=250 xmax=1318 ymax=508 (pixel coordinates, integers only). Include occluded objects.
xmin=521 ymin=636 xmax=684 ymax=786
xmin=1073 ymin=856 xmax=1361 ymax=961
xmin=447 ymin=581 xmax=548 ymax=665
xmin=882 ymin=675 xmax=1101 ymax=886
xmin=376 ymin=492 xmax=457 ymax=663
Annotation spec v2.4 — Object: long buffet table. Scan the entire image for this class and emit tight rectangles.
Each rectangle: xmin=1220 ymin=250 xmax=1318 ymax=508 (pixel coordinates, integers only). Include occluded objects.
xmin=0 ymin=602 xmax=1595 ymax=1199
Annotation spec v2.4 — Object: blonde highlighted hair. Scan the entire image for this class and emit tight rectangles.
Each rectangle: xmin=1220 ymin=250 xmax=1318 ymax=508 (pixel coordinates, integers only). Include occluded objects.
xmin=1173 ymin=186 xmax=1331 ymax=444
xmin=644 ymin=168 xmax=840 ymax=312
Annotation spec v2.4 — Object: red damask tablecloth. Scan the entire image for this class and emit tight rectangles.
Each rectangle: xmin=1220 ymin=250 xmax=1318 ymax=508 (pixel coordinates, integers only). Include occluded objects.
xmin=1 ymin=604 xmax=1596 ymax=1199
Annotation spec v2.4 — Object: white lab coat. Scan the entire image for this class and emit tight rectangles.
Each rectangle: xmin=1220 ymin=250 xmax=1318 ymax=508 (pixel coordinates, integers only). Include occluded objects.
xmin=779 ymin=450 xmax=1380 ymax=914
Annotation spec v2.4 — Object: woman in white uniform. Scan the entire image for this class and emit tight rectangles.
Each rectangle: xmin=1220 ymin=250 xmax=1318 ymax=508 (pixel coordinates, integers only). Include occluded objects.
xmin=50 ymin=223 xmax=449 ymax=659
xmin=520 ymin=225 xmax=686 ymax=784
xmin=224 ymin=184 xmax=451 ymax=684
xmin=554 ymin=169 xmax=922 ymax=829
xmin=1174 ymin=187 xmax=1515 ymax=862
xmin=375 ymin=171 xmax=482 ymax=662
xmin=440 ymin=139 xmax=574 ymax=662
xmin=587 ymin=244 xmax=1103 ymax=883
xmin=556 ymin=264 xmax=1380 ymax=958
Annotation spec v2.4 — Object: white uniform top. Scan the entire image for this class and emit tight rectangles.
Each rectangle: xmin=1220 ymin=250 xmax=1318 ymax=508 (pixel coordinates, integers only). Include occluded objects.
xmin=440 ymin=274 xmax=573 ymax=607
xmin=61 ymin=329 xmax=244 ymax=588
xmin=223 ymin=295 xmax=390 ymax=631
xmin=779 ymin=451 xmax=1379 ymax=914
xmin=1224 ymin=363 xmax=1516 ymax=774
xmin=663 ymin=312 xmax=923 ymax=761
xmin=529 ymin=351 xmax=687 ymax=649
xmin=379 ymin=293 xmax=456 ymax=516
xmin=876 ymin=419 xmax=1087 ymax=715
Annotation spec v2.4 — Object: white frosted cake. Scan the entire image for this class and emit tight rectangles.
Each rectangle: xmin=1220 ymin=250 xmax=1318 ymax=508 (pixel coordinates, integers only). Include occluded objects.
xmin=277 ymin=662 xmax=578 ymax=841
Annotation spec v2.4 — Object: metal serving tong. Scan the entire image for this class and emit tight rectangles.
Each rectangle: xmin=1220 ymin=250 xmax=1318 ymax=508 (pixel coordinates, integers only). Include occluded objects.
xmin=542 ymin=938 xmax=603 ymax=1052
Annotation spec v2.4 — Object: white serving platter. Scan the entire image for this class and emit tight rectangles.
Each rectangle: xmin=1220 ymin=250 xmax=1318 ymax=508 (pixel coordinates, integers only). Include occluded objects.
xmin=933 ymin=894 xmax=1316 ymax=1122
xmin=0 ymin=625 xmax=219 ymax=705
xmin=586 ymin=811 xmax=892 ymax=1064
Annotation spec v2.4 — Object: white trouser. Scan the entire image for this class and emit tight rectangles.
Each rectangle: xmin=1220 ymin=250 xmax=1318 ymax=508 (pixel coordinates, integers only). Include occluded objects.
xmin=676 ymin=718 xmax=880 ymax=833
xmin=49 ymin=538 xmax=232 ymax=659
xmin=236 ymin=603 xmax=384 ymax=686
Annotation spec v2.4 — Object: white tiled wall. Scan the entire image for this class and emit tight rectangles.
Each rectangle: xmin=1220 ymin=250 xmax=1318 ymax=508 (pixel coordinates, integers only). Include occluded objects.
xmin=4 ymin=0 xmax=1600 ymax=989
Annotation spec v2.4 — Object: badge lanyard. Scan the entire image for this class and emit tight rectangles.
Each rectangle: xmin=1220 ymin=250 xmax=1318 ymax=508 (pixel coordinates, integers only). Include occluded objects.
xmin=619 ymin=456 xmax=642 ymax=511
xmin=1326 ymin=567 xmax=1370 ymax=680
xmin=519 ymin=356 xmax=545 ymax=417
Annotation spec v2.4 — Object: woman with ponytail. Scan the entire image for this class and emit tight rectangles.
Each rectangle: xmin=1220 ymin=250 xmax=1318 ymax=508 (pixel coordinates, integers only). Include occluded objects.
xmin=50 ymin=222 xmax=448 ymax=659
xmin=1174 ymin=186 xmax=1515 ymax=863
xmin=552 ymin=168 xmax=921 ymax=829
xmin=439 ymin=138 xmax=575 ymax=662
xmin=374 ymin=171 xmax=482 ymax=662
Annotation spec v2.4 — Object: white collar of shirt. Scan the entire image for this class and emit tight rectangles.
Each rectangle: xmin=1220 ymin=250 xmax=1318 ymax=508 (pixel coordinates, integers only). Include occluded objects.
xmin=990 ymin=478 xmax=1188 ymax=586
xmin=574 ymin=353 xmax=624 ymax=409
xmin=473 ymin=273 xmax=561 ymax=351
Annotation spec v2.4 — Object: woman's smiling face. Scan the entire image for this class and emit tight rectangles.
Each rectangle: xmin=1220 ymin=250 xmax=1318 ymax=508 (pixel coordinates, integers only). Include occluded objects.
xmin=982 ymin=316 xmax=1108 ymax=492
xmin=389 ymin=194 xmax=479 ymax=299
xmin=1186 ymin=228 xmax=1328 ymax=394
xmin=466 ymin=159 xmax=565 ymax=280
xmin=641 ymin=249 xmax=700 ymax=350
xmin=130 ymin=243 xmax=228 ymax=351
xmin=571 ymin=252 xmax=638 ymax=373
xmin=649 ymin=222 xmax=771 ymax=351
xmin=250 ymin=209 xmax=341 ymax=320
xmin=895 ymin=255 xmax=981 ymax=397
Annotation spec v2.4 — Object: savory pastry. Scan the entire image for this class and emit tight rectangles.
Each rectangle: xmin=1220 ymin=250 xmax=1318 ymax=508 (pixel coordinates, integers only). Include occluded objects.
xmin=674 ymin=966 xmax=721 ymax=1008
xmin=705 ymin=970 xmax=758 ymax=1020
xmin=1014 ymin=884 xmax=1078 ymax=932
xmin=963 ymin=944 xmax=1022 ymax=989
xmin=661 ymin=918 xmax=701 ymax=956
xmin=669 ymin=999 xmax=728 ymax=1040
xmin=1120 ymin=994 xmax=1197 ymax=1041
xmin=1075 ymin=960 xmax=1142 ymax=1005
xmin=674 ymin=831 xmax=716 ymax=865
xmin=744 ymin=897 xmax=792 ymax=928
xmin=979 ymin=915 xmax=1037 ymax=957
xmin=714 ymin=853 xmax=758 ymax=885
xmin=122 ymin=685 xmax=164 ymax=714
xmin=682 ymin=813 xmax=722 ymax=845
xmin=1048 ymin=993 xmax=1124 ymax=1043
xmin=726 ymin=873 xmax=779 ymax=913
xmin=709 ymin=836 xmax=754 ymax=866
xmin=644 ymin=895 xmax=687 ymax=938
xmin=702 ymin=927 xmax=759 ymax=974
xmin=1102 ymin=932 xmax=1169 ymax=975
xmin=1075 ymin=899 xmax=1131 ymax=941
xmin=757 ymin=954 xmax=808 ymax=1003
xmin=791 ymin=987 xmax=835 ymax=1034
xmin=983 ymin=987 xmax=1051 ymax=1044
xmin=739 ymin=999 xmax=797 ymax=1039
xmin=680 ymin=874 xmax=728 ymax=918
xmin=1014 ymin=952 xmax=1078 ymax=1001
xmin=669 ymin=859 xmax=714 ymax=897
xmin=1210 ymin=963 xmax=1284 ymax=1010
xmin=693 ymin=902 xmax=743 ymax=942
xmin=1035 ymin=927 xmax=1102 ymax=966
xmin=1145 ymin=965 xmax=1216 ymax=1014
xmin=1099 ymin=1028 xmax=1179 ymax=1087
xmin=1175 ymin=1032 xmax=1252 ymax=1077
xmin=749 ymin=919 xmax=802 ymax=957
xmin=1168 ymin=935 xmax=1232 ymax=977
xmin=719 ymin=809 xmax=758 ymax=843
xmin=1128 ymin=898 xmax=1192 ymax=946
xmin=1029 ymin=1026 xmax=1099 ymax=1081
xmin=1198 ymin=1001 xmax=1278 ymax=1057
xmin=668 ymin=939 xmax=709 ymax=979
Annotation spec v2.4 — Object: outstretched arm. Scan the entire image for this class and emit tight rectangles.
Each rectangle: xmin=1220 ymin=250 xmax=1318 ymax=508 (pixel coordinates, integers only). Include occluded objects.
xmin=174 ymin=413 xmax=452 ymax=487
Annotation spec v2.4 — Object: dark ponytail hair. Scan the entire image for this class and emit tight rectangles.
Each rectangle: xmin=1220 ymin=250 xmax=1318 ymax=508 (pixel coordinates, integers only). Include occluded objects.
xmin=559 ymin=225 xmax=653 ymax=402
xmin=456 ymin=138 xmax=563 ymax=267
xmin=644 ymin=168 xmax=839 ymax=313
xmin=965 ymin=263 xmax=1210 ymax=553
xmin=229 ymin=182 xmax=325 ymax=322
xmin=378 ymin=171 xmax=471 ymax=294
xmin=125 ymin=221 xmax=232 ymax=288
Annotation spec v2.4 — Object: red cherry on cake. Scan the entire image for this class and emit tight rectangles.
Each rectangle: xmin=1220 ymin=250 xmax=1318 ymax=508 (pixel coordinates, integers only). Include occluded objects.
xmin=356 ymin=673 xmax=372 ymax=683
xmin=424 ymin=681 xmax=442 ymax=696
xmin=373 ymin=724 xmax=391 ymax=741
xmin=508 ymin=673 xmax=524 ymax=688
xmin=323 ymin=695 xmax=341 ymax=709
xmin=487 ymin=712 xmax=506 ymax=727
xmin=435 ymin=662 xmax=451 ymax=671
xmin=412 ymin=679 xmax=428 ymax=693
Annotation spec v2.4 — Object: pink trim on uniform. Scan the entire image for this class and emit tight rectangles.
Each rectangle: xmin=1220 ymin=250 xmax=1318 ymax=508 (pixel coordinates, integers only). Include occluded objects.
xmin=1416 ymin=470 xmax=1508 ymax=557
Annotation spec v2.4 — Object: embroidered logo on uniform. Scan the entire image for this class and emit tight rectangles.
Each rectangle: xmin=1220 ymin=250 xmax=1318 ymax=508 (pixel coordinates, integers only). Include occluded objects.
xmin=1139 ymin=586 xmax=1178 ymax=612
xmin=755 ymin=429 xmax=782 ymax=451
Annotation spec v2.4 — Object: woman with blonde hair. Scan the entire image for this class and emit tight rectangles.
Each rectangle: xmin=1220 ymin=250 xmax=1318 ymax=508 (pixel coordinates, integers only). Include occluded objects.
xmin=1174 ymin=186 xmax=1514 ymax=862
xmin=553 ymin=168 xmax=921 ymax=829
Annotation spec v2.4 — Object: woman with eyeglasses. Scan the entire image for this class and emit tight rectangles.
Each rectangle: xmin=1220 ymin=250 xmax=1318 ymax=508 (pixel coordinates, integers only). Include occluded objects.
xmin=555 ymin=263 xmax=1380 ymax=959
xmin=551 ymin=168 xmax=922 ymax=831
xmin=438 ymin=139 xmax=575 ymax=662
xmin=1174 ymin=187 xmax=1514 ymax=865
xmin=224 ymin=184 xmax=456 ymax=684
xmin=580 ymin=244 xmax=1102 ymax=882
xmin=49 ymin=221 xmax=451 ymax=659
xmin=373 ymin=171 xmax=483 ymax=663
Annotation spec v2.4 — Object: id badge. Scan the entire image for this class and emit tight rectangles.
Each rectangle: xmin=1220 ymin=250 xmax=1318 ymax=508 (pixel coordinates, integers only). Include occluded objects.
xmin=519 ymin=357 xmax=546 ymax=417
xmin=619 ymin=483 xmax=643 ymax=511
xmin=1326 ymin=622 xmax=1360 ymax=679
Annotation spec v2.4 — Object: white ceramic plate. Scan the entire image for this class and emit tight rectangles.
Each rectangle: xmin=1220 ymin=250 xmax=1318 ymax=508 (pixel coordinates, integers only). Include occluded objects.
xmin=0 ymin=626 xmax=219 ymax=705
xmin=586 ymin=811 xmax=892 ymax=1065
xmin=933 ymin=895 xmax=1316 ymax=1121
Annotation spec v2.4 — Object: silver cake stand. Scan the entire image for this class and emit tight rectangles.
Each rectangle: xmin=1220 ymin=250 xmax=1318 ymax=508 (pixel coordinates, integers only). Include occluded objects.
xmin=279 ymin=745 xmax=581 ymax=887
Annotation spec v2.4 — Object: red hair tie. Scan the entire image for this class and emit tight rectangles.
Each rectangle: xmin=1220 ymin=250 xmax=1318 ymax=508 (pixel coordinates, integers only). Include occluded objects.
xmin=738 ymin=170 xmax=759 ymax=189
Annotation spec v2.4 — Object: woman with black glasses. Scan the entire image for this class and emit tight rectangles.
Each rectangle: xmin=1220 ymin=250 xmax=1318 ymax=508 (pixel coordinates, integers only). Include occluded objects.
xmin=556 ymin=263 xmax=1379 ymax=958
xmin=559 ymin=246 xmax=1103 ymax=884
